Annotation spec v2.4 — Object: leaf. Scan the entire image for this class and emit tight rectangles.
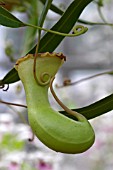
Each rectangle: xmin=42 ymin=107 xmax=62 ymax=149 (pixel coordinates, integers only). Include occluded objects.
xmin=37 ymin=0 xmax=53 ymax=45
xmin=30 ymin=0 xmax=93 ymax=53
xmin=40 ymin=0 xmax=102 ymax=26
xmin=0 ymin=6 xmax=25 ymax=27
xmin=1 ymin=1 xmax=113 ymax=121
xmin=21 ymin=0 xmax=38 ymax=55
xmin=1 ymin=133 xmax=24 ymax=151
xmin=108 ymin=71 xmax=113 ymax=75
xmin=0 ymin=0 xmax=93 ymax=84
xmin=39 ymin=0 xmax=53 ymax=28
xmin=0 ymin=68 xmax=20 ymax=86
xmin=40 ymin=0 xmax=63 ymax=15
xmin=60 ymin=94 xmax=113 ymax=120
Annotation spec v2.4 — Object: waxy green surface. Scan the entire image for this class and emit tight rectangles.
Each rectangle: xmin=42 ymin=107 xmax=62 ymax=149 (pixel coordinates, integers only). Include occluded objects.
xmin=15 ymin=53 xmax=95 ymax=154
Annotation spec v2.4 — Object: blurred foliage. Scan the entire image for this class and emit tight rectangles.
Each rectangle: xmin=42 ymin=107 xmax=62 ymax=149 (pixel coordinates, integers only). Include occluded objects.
xmin=0 ymin=133 xmax=25 ymax=151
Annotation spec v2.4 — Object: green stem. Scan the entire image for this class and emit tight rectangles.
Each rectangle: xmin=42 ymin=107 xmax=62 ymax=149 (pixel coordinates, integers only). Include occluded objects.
xmin=26 ymin=23 xmax=88 ymax=37
xmin=97 ymin=4 xmax=107 ymax=23
xmin=78 ymin=19 xmax=113 ymax=26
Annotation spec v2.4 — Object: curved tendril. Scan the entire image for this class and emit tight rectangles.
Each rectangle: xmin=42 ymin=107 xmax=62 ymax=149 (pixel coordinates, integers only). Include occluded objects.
xmin=33 ymin=58 xmax=39 ymax=86
xmin=3 ymin=84 xmax=9 ymax=91
xmin=37 ymin=72 xmax=52 ymax=86
xmin=27 ymin=23 xmax=88 ymax=37
xmin=28 ymin=132 xmax=35 ymax=142
xmin=0 ymin=99 xmax=27 ymax=108
xmin=97 ymin=4 xmax=113 ymax=30
xmin=0 ymin=84 xmax=9 ymax=91
xmin=72 ymin=25 xmax=88 ymax=36
xmin=50 ymin=77 xmax=84 ymax=121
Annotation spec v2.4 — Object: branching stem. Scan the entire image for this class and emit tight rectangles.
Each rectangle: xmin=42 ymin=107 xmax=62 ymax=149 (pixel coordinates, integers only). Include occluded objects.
xmin=56 ymin=70 xmax=113 ymax=88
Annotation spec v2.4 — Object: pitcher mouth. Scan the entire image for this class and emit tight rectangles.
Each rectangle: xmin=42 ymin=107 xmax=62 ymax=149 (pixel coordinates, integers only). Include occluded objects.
xmin=15 ymin=52 xmax=66 ymax=68
xmin=33 ymin=52 xmax=66 ymax=61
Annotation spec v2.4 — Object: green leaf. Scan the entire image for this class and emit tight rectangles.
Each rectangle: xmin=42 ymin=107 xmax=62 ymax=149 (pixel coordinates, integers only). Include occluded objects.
xmin=108 ymin=71 xmax=113 ymax=75
xmin=0 ymin=68 xmax=20 ymax=86
xmin=30 ymin=0 xmax=93 ymax=53
xmin=0 ymin=6 xmax=25 ymax=27
xmin=1 ymin=133 xmax=25 ymax=151
xmin=0 ymin=0 xmax=93 ymax=85
xmin=39 ymin=0 xmax=53 ymax=28
xmin=60 ymin=94 xmax=113 ymax=120
xmin=21 ymin=0 xmax=38 ymax=55
xmin=1 ymin=1 xmax=113 ymax=121
xmin=40 ymin=0 xmax=64 ymax=15
xmin=37 ymin=0 xmax=53 ymax=47
xmin=40 ymin=0 xmax=103 ymax=26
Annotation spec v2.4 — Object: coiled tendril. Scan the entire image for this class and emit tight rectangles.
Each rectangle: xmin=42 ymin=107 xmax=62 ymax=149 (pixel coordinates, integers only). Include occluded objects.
xmin=27 ymin=23 xmax=88 ymax=37
xmin=37 ymin=72 xmax=52 ymax=86
xmin=72 ymin=25 xmax=88 ymax=36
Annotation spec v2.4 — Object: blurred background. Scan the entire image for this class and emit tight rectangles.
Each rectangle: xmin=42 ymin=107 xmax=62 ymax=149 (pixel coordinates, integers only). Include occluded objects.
xmin=0 ymin=0 xmax=113 ymax=169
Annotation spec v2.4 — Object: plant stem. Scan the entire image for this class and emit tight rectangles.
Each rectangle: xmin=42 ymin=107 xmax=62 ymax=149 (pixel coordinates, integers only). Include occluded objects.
xmin=56 ymin=70 xmax=113 ymax=88
xmin=26 ymin=23 xmax=88 ymax=37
